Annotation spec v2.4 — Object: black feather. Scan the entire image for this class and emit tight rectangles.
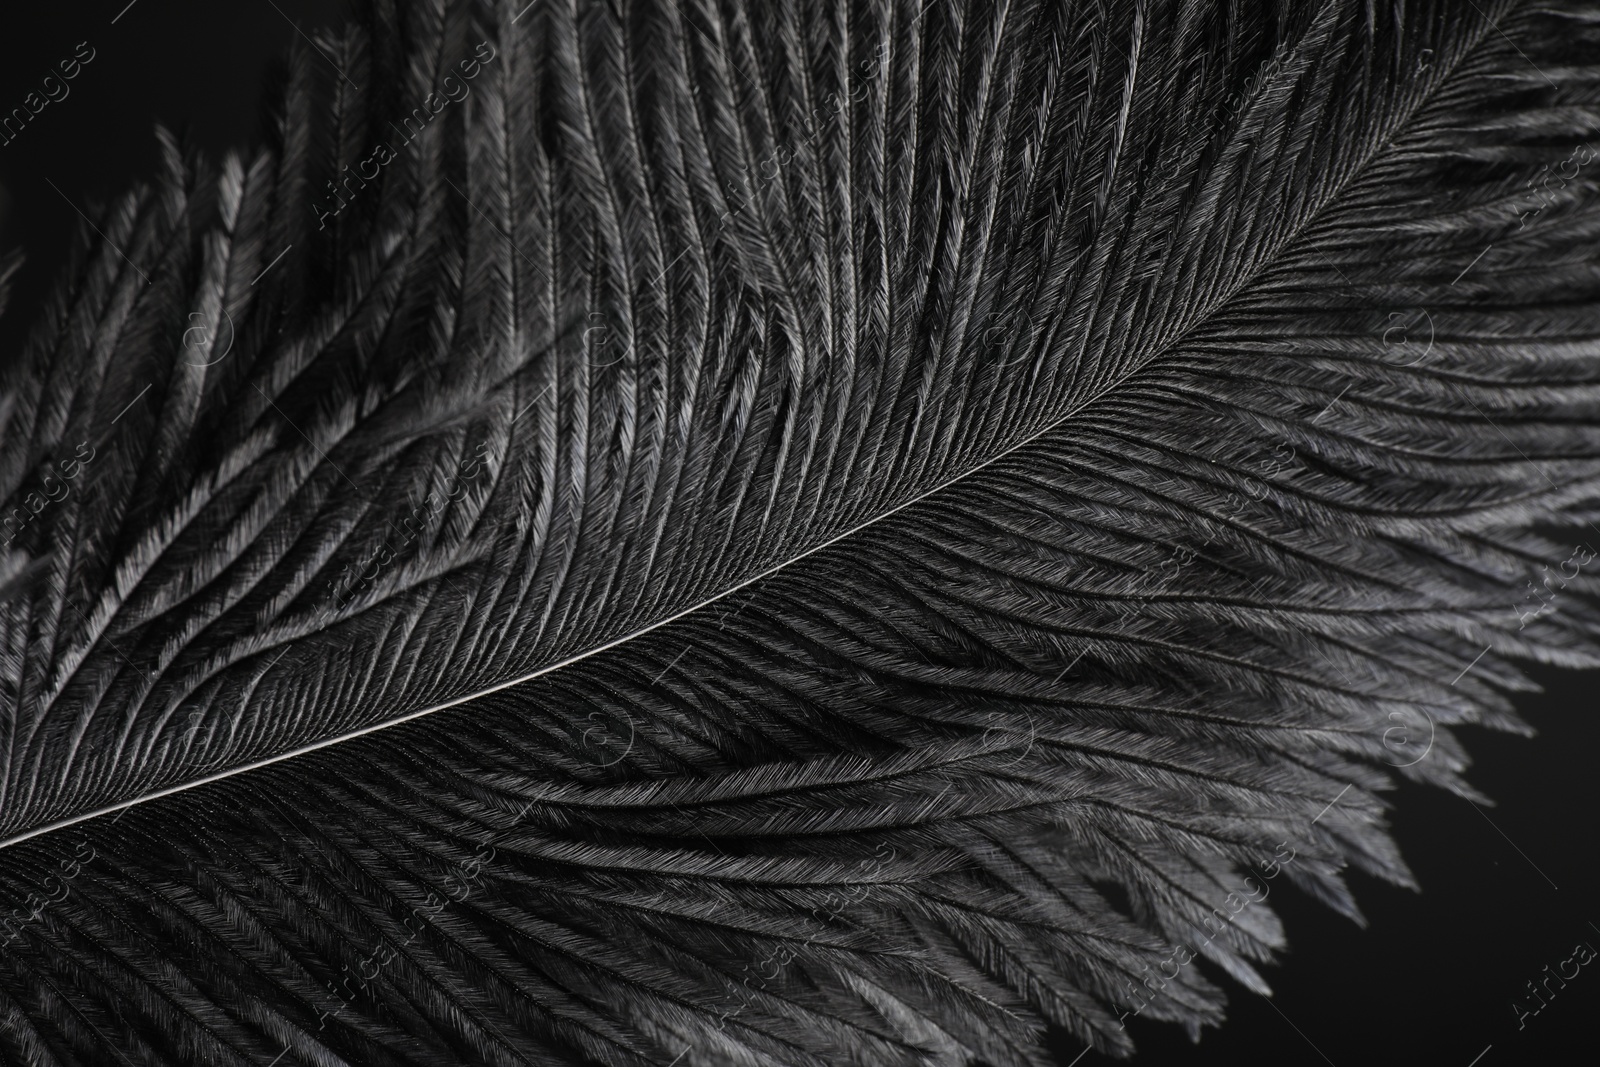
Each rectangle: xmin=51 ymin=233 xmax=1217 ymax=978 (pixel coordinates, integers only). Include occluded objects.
xmin=4 ymin=0 xmax=1600 ymax=1063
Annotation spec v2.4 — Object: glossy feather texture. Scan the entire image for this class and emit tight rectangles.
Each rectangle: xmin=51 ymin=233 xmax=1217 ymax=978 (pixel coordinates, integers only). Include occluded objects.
xmin=3 ymin=0 xmax=1600 ymax=1063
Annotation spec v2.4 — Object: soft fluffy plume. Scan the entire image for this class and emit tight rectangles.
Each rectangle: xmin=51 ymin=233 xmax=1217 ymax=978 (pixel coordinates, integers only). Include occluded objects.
xmin=2 ymin=1 xmax=1600 ymax=1064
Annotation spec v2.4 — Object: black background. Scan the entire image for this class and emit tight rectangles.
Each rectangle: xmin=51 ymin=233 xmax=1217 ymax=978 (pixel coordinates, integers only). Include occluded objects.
xmin=1 ymin=4 xmax=1595 ymax=1066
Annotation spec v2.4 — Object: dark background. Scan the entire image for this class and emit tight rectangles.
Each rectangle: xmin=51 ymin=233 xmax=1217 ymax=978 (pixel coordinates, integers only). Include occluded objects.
xmin=1 ymin=4 xmax=1596 ymax=1066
